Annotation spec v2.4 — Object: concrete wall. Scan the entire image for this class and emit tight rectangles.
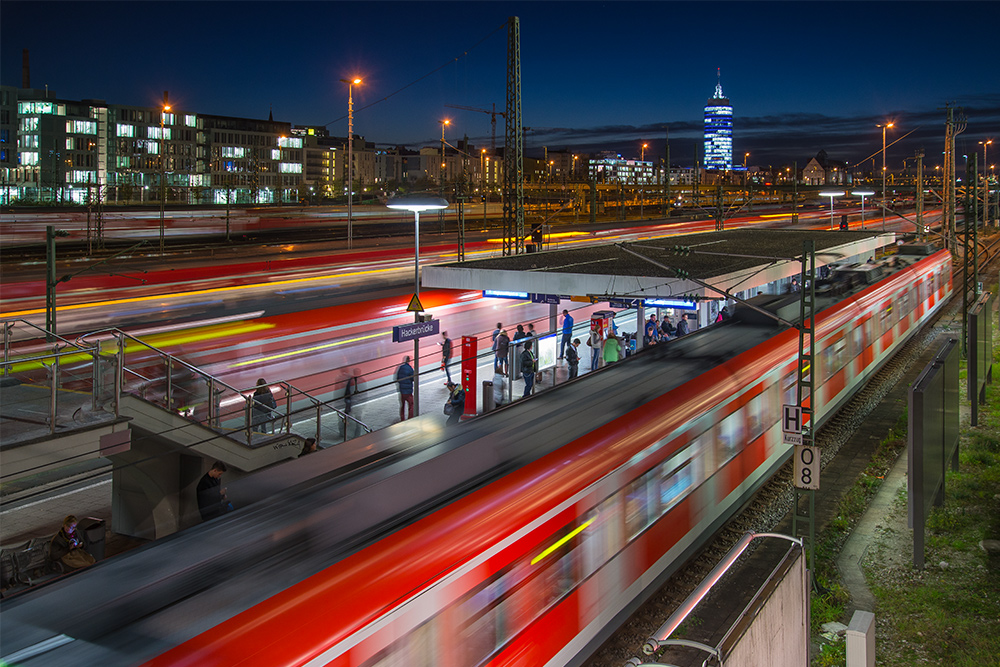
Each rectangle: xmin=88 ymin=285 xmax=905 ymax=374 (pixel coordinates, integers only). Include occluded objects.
xmin=721 ymin=548 xmax=809 ymax=666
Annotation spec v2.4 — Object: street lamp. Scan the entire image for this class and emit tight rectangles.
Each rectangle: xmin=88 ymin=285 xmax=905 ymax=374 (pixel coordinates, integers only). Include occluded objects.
xmin=980 ymin=140 xmax=993 ymax=225
xmin=820 ymin=190 xmax=844 ymax=230
xmin=852 ymin=189 xmax=875 ymax=230
xmin=878 ymin=122 xmax=894 ymax=231
xmin=641 ymin=143 xmax=648 ymax=161
xmin=340 ymin=77 xmax=362 ymax=249
xmin=159 ymin=103 xmax=171 ymax=254
xmin=386 ymin=194 xmax=449 ymax=417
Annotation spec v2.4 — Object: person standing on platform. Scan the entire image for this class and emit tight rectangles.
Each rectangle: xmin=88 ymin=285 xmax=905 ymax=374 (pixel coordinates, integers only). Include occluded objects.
xmin=440 ymin=331 xmax=453 ymax=384
xmin=492 ymin=322 xmax=502 ymax=344
xmin=587 ymin=327 xmax=602 ymax=371
xmin=251 ymin=379 xmax=277 ymax=433
xmin=603 ymin=332 xmax=622 ymax=364
xmin=566 ymin=338 xmax=581 ymax=379
xmin=676 ymin=315 xmax=690 ymax=337
xmin=520 ymin=339 xmax=536 ymax=397
xmin=644 ymin=314 xmax=660 ymax=346
xmin=492 ymin=369 xmax=507 ymax=408
xmin=495 ymin=329 xmax=510 ymax=375
xmin=446 ymin=382 xmax=466 ymax=425
xmin=526 ymin=322 xmax=536 ymax=339
xmin=197 ymin=461 xmax=230 ymax=522
xmin=559 ymin=309 xmax=574 ymax=359
xmin=395 ymin=355 xmax=414 ymax=421
xmin=512 ymin=324 xmax=527 ymax=343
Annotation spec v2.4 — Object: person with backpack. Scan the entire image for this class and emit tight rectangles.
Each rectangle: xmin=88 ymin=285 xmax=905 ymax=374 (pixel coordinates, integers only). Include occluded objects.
xmin=643 ymin=314 xmax=660 ymax=346
xmin=520 ymin=339 xmax=536 ymax=397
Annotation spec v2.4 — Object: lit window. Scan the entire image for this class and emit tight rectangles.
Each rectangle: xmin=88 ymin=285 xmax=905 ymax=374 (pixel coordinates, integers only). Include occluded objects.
xmin=18 ymin=101 xmax=56 ymax=115
xmin=184 ymin=114 xmax=197 ymax=127
xmin=66 ymin=120 xmax=97 ymax=135
xmin=278 ymin=136 xmax=302 ymax=148
xmin=280 ymin=162 xmax=302 ymax=173
xmin=21 ymin=151 xmax=39 ymax=165
xmin=221 ymin=146 xmax=245 ymax=158
xmin=117 ymin=123 xmax=135 ymax=137
xmin=271 ymin=148 xmax=281 ymax=160
xmin=66 ymin=138 xmax=75 ymax=150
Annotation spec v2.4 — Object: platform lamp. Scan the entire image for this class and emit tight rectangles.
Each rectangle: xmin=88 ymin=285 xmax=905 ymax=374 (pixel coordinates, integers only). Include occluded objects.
xmin=853 ymin=189 xmax=875 ymax=230
xmin=819 ymin=190 xmax=844 ymax=230
xmin=386 ymin=194 xmax=449 ymax=416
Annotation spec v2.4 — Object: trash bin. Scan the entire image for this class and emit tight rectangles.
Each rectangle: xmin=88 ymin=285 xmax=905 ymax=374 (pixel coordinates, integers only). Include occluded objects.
xmin=483 ymin=381 xmax=495 ymax=413
xmin=77 ymin=517 xmax=106 ymax=561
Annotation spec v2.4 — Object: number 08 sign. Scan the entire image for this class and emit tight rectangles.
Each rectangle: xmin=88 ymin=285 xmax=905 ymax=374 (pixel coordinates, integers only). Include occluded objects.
xmin=794 ymin=444 xmax=820 ymax=490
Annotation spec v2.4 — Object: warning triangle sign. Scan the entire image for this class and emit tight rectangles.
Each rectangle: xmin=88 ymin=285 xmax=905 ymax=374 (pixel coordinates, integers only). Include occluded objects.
xmin=406 ymin=294 xmax=425 ymax=313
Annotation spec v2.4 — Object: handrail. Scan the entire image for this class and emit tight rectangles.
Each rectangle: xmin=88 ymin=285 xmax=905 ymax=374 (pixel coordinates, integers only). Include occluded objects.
xmin=77 ymin=327 xmax=371 ymax=448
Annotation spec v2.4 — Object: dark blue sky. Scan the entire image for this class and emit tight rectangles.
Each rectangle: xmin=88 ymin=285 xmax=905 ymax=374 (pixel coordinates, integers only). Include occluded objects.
xmin=3 ymin=1 xmax=999 ymax=169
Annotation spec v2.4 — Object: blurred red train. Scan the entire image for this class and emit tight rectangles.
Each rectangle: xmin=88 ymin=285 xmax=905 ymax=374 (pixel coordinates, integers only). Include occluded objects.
xmin=142 ymin=247 xmax=950 ymax=666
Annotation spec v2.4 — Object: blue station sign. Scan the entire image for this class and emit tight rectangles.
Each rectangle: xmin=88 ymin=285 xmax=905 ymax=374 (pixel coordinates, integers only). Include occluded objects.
xmin=392 ymin=318 xmax=441 ymax=343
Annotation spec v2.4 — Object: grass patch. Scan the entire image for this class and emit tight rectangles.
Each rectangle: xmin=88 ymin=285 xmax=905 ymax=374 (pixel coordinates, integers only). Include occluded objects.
xmin=811 ymin=298 xmax=1000 ymax=665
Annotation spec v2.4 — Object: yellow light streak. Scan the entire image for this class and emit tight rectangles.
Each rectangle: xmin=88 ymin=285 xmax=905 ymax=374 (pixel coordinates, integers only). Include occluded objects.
xmin=229 ymin=330 xmax=387 ymax=367
xmin=531 ymin=518 xmax=594 ymax=566
xmin=1 ymin=265 xmax=404 ymax=319
xmin=6 ymin=321 xmax=274 ymax=372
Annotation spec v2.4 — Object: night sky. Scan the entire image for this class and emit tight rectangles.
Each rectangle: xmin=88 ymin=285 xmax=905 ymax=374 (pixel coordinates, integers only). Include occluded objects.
xmin=3 ymin=1 xmax=999 ymax=170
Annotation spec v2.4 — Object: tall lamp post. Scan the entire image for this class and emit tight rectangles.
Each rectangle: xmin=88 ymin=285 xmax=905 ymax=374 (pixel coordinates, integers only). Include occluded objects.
xmin=641 ymin=142 xmax=647 ymax=161
xmin=980 ymin=139 xmax=993 ymax=225
xmin=159 ymin=102 xmax=171 ymax=254
xmin=386 ymin=195 xmax=449 ymax=417
xmin=820 ymin=190 xmax=843 ymax=230
xmin=853 ymin=189 xmax=875 ymax=230
xmin=340 ymin=77 xmax=361 ymax=248
xmin=878 ymin=122 xmax=894 ymax=231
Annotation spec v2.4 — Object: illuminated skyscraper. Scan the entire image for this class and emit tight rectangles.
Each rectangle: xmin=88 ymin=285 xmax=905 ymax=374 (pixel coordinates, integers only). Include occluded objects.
xmin=703 ymin=69 xmax=733 ymax=170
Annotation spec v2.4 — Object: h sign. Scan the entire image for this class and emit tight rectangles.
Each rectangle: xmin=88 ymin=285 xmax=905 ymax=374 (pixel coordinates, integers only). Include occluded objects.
xmin=783 ymin=404 xmax=803 ymax=445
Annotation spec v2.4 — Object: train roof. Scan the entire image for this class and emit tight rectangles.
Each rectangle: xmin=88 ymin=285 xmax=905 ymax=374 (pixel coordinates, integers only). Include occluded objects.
xmin=424 ymin=229 xmax=897 ymax=299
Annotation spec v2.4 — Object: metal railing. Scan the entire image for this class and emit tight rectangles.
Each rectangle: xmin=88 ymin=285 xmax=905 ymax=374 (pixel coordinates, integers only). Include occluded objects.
xmin=1 ymin=319 xmax=119 ymax=437
xmin=72 ymin=328 xmax=370 ymax=448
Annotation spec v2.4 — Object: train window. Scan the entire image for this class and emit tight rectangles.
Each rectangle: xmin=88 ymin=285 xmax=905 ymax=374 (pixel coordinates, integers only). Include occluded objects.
xmin=624 ymin=473 xmax=653 ymax=540
xmin=879 ymin=304 xmax=892 ymax=335
xmin=363 ymin=619 xmax=439 ymax=667
xmin=832 ymin=337 xmax=847 ymax=375
xmin=782 ymin=371 xmax=798 ymax=410
xmin=747 ymin=393 xmax=764 ymax=441
xmin=659 ymin=459 xmax=695 ymax=513
xmin=863 ymin=317 xmax=874 ymax=349
xmin=716 ymin=409 xmax=745 ymax=465
xmin=765 ymin=380 xmax=780 ymax=430
xmin=583 ymin=501 xmax=619 ymax=580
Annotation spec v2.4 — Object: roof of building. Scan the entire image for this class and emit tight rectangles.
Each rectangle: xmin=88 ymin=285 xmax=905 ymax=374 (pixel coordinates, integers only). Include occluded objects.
xmin=423 ymin=229 xmax=894 ymax=300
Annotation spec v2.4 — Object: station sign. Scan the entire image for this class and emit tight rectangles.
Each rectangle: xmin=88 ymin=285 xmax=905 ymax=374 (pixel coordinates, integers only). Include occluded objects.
xmin=392 ymin=318 xmax=440 ymax=343
xmin=782 ymin=404 xmax=803 ymax=446
xmin=483 ymin=290 xmax=529 ymax=300
xmin=531 ymin=293 xmax=561 ymax=305
xmin=645 ymin=298 xmax=698 ymax=310
xmin=609 ymin=298 xmax=643 ymax=309
xmin=794 ymin=444 xmax=820 ymax=490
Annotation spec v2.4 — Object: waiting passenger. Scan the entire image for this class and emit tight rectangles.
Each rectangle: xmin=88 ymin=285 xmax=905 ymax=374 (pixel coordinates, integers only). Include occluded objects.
xmin=446 ymin=382 xmax=466 ymax=425
xmin=49 ymin=515 xmax=96 ymax=571
xmin=603 ymin=333 xmax=622 ymax=364
xmin=251 ymin=379 xmax=277 ymax=433
xmin=197 ymin=460 xmax=231 ymax=522
xmin=492 ymin=370 xmax=507 ymax=408
xmin=520 ymin=340 xmax=536 ymax=397
xmin=299 ymin=437 xmax=318 ymax=457
xmin=676 ymin=316 xmax=690 ymax=337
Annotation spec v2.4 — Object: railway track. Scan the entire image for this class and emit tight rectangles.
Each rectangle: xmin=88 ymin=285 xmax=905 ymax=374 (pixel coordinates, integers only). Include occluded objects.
xmin=585 ymin=233 xmax=1000 ymax=667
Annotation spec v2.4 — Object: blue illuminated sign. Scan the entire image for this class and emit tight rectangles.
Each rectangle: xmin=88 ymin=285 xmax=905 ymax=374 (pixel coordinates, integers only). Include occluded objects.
xmin=483 ymin=290 xmax=529 ymax=300
xmin=645 ymin=298 xmax=698 ymax=310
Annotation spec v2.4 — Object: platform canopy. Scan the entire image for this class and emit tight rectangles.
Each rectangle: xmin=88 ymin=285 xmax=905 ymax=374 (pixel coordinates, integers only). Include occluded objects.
xmin=423 ymin=229 xmax=895 ymax=301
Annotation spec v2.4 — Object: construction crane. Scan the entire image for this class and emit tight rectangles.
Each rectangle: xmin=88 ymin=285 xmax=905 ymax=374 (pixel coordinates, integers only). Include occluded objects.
xmin=444 ymin=103 xmax=506 ymax=152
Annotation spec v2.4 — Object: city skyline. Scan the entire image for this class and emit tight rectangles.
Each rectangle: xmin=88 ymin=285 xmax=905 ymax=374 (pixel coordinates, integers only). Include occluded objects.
xmin=3 ymin=1 xmax=999 ymax=170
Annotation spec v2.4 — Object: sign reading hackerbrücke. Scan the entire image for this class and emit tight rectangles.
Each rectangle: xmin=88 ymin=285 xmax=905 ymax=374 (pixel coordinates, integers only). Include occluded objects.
xmin=392 ymin=319 xmax=440 ymax=343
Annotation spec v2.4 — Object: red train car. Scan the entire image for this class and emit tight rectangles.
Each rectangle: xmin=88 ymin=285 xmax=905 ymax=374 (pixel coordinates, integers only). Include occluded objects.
xmin=142 ymin=249 xmax=951 ymax=667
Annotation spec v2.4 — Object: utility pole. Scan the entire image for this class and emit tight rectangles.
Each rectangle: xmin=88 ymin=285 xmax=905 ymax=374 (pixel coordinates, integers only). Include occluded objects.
xmin=916 ymin=150 xmax=925 ymax=239
xmin=792 ymin=161 xmax=798 ymax=224
xmin=664 ymin=127 xmax=671 ymax=217
xmin=502 ymin=16 xmax=525 ymax=256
